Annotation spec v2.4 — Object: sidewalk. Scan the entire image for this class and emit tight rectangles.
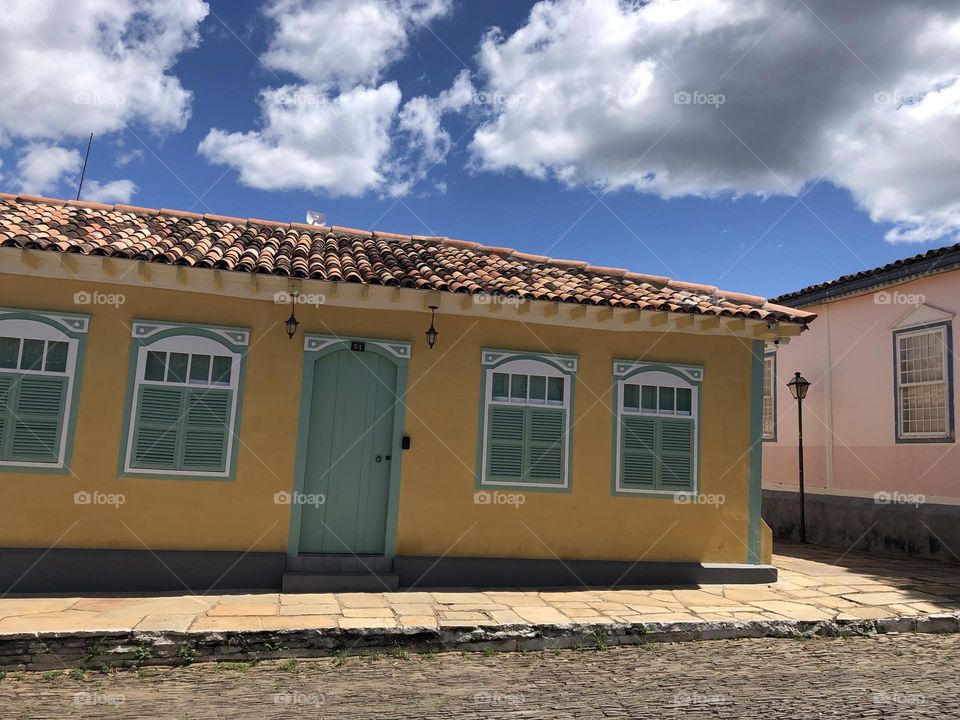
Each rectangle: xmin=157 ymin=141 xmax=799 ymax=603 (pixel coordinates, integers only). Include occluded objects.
xmin=1 ymin=543 xmax=958 ymax=669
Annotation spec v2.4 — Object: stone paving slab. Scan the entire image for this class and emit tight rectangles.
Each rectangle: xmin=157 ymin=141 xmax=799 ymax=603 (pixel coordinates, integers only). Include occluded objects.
xmin=0 ymin=543 xmax=958 ymax=670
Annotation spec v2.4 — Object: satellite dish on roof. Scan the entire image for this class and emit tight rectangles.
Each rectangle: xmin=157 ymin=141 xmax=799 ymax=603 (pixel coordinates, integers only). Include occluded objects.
xmin=305 ymin=210 xmax=327 ymax=226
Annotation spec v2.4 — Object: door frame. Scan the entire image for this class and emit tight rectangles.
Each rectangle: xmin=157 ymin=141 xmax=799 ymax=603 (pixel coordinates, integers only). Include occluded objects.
xmin=286 ymin=334 xmax=411 ymax=559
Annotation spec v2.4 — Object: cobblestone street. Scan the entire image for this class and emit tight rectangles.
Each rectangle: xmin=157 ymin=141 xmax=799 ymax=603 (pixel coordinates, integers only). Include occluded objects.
xmin=2 ymin=633 xmax=958 ymax=719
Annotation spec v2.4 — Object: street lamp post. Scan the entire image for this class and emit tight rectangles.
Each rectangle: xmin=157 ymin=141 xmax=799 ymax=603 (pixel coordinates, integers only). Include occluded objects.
xmin=787 ymin=372 xmax=811 ymax=543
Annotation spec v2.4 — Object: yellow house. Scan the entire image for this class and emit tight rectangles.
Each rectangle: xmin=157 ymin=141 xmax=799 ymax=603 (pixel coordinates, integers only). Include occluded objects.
xmin=0 ymin=194 xmax=814 ymax=592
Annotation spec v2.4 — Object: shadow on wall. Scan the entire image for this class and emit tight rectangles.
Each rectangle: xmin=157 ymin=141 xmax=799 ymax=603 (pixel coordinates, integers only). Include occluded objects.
xmin=764 ymin=490 xmax=960 ymax=564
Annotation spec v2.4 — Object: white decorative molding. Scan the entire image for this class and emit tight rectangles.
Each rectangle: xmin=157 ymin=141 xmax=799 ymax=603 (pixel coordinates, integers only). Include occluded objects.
xmin=304 ymin=334 xmax=411 ymax=360
xmin=0 ymin=308 xmax=88 ymax=336
xmin=613 ymin=360 xmax=704 ymax=384
xmin=481 ymin=349 xmax=578 ymax=373
xmin=891 ymin=303 xmax=954 ymax=330
xmin=132 ymin=321 xmax=249 ymax=347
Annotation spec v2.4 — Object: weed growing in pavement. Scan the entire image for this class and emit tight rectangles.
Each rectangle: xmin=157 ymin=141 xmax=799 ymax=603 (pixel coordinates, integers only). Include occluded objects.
xmin=41 ymin=671 xmax=63 ymax=682
xmin=331 ymin=651 xmax=348 ymax=668
xmin=0 ymin=671 xmax=6 ymax=682
xmin=131 ymin=642 xmax=152 ymax=667
xmin=175 ymin=642 xmax=196 ymax=664
xmin=592 ymin=628 xmax=609 ymax=651
xmin=263 ymin=640 xmax=287 ymax=653
xmin=392 ymin=646 xmax=411 ymax=661
xmin=278 ymin=659 xmax=298 ymax=671
xmin=215 ymin=662 xmax=251 ymax=673
xmin=84 ymin=639 xmax=108 ymax=663
xmin=69 ymin=668 xmax=88 ymax=681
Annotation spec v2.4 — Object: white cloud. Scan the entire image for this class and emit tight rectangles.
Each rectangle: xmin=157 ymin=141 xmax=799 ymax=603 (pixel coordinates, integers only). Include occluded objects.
xmin=0 ymin=0 xmax=208 ymax=141
xmin=469 ymin=0 xmax=960 ymax=243
xmin=389 ymin=70 xmax=474 ymax=195
xmin=81 ymin=179 xmax=137 ymax=204
xmin=263 ymin=0 xmax=450 ymax=88
xmin=199 ymin=83 xmax=402 ymax=196
xmin=200 ymin=0 xmax=455 ymax=196
xmin=15 ymin=144 xmax=82 ymax=195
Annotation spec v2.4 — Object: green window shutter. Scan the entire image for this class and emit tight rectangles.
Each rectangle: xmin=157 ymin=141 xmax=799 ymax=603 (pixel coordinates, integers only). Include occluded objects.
xmin=621 ymin=415 xmax=656 ymax=488
xmin=0 ymin=374 xmax=12 ymax=457
xmin=181 ymin=388 xmax=232 ymax=472
xmin=9 ymin=375 xmax=67 ymax=463
xmin=527 ymin=407 xmax=564 ymax=483
xmin=487 ymin=405 xmax=524 ymax=481
xmin=132 ymin=386 xmax=184 ymax=469
xmin=658 ymin=418 xmax=694 ymax=491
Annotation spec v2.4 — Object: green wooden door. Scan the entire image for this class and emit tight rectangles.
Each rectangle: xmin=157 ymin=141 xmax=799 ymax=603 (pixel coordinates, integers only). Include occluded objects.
xmin=299 ymin=348 xmax=397 ymax=555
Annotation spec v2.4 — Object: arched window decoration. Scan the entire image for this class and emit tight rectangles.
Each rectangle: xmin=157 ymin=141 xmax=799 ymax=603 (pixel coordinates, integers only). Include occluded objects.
xmin=121 ymin=322 xmax=248 ymax=478
xmin=0 ymin=309 xmax=88 ymax=470
xmin=613 ymin=361 xmax=702 ymax=495
xmin=477 ymin=349 xmax=577 ymax=489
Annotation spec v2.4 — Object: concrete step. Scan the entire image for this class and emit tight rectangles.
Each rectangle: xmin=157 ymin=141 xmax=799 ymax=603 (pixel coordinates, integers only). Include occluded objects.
xmin=281 ymin=571 xmax=399 ymax=593
xmin=286 ymin=554 xmax=392 ymax=573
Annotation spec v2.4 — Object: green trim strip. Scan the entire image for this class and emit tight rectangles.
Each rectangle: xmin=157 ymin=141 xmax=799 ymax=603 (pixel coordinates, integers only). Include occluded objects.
xmin=747 ymin=340 xmax=764 ymax=564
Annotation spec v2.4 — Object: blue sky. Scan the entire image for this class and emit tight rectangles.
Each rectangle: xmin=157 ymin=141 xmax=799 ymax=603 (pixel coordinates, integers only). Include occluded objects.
xmin=2 ymin=0 xmax=959 ymax=299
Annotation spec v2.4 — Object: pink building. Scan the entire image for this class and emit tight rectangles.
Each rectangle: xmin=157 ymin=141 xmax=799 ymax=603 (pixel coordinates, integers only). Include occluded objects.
xmin=762 ymin=244 xmax=958 ymax=560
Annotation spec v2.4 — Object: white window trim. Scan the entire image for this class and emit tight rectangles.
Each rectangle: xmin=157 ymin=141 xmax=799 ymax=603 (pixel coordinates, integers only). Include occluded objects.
xmin=123 ymin=331 xmax=243 ymax=478
xmin=613 ymin=362 xmax=702 ymax=496
xmin=895 ymin=324 xmax=951 ymax=440
xmin=0 ymin=316 xmax=84 ymax=469
xmin=479 ymin=352 xmax=576 ymax=489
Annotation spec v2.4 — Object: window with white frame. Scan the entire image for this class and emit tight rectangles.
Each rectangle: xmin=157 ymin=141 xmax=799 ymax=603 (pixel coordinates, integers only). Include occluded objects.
xmin=0 ymin=310 xmax=87 ymax=469
xmin=895 ymin=324 xmax=953 ymax=441
xmin=613 ymin=361 xmax=702 ymax=494
xmin=478 ymin=350 xmax=576 ymax=488
xmin=762 ymin=354 xmax=776 ymax=440
xmin=122 ymin=322 xmax=248 ymax=477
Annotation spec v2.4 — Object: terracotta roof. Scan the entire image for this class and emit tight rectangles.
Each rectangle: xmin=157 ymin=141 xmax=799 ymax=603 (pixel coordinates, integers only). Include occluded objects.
xmin=773 ymin=242 xmax=960 ymax=307
xmin=0 ymin=193 xmax=813 ymax=325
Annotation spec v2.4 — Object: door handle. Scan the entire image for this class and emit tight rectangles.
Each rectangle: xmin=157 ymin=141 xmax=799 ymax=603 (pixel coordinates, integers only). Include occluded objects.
xmin=375 ymin=455 xmax=382 ymax=463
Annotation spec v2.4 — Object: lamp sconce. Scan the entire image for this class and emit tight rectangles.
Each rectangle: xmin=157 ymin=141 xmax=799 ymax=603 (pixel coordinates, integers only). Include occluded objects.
xmin=285 ymin=292 xmax=300 ymax=339
xmin=425 ymin=305 xmax=439 ymax=349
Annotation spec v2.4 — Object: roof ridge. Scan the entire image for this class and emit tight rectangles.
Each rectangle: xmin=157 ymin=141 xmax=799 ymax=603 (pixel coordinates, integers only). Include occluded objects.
xmin=0 ymin=191 xmax=786 ymax=314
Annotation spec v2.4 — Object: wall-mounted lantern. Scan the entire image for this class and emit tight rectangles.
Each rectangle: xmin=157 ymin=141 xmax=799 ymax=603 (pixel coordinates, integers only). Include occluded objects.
xmin=285 ymin=293 xmax=300 ymax=340
xmin=425 ymin=305 xmax=439 ymax=349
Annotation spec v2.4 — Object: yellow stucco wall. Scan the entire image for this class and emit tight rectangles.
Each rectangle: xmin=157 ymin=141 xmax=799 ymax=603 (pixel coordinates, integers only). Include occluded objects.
xmin=0 ymin=273 xmax=755 ymax=564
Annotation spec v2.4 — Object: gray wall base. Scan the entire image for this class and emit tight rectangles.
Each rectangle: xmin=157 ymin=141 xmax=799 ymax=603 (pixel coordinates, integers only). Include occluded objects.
xmin=394 ymin=556 xmax=776 ymax=587
xmin=0 ymin=548 xmax=286 ymax=594
xmin=763 ymin=489 xmax=960 ymax=562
